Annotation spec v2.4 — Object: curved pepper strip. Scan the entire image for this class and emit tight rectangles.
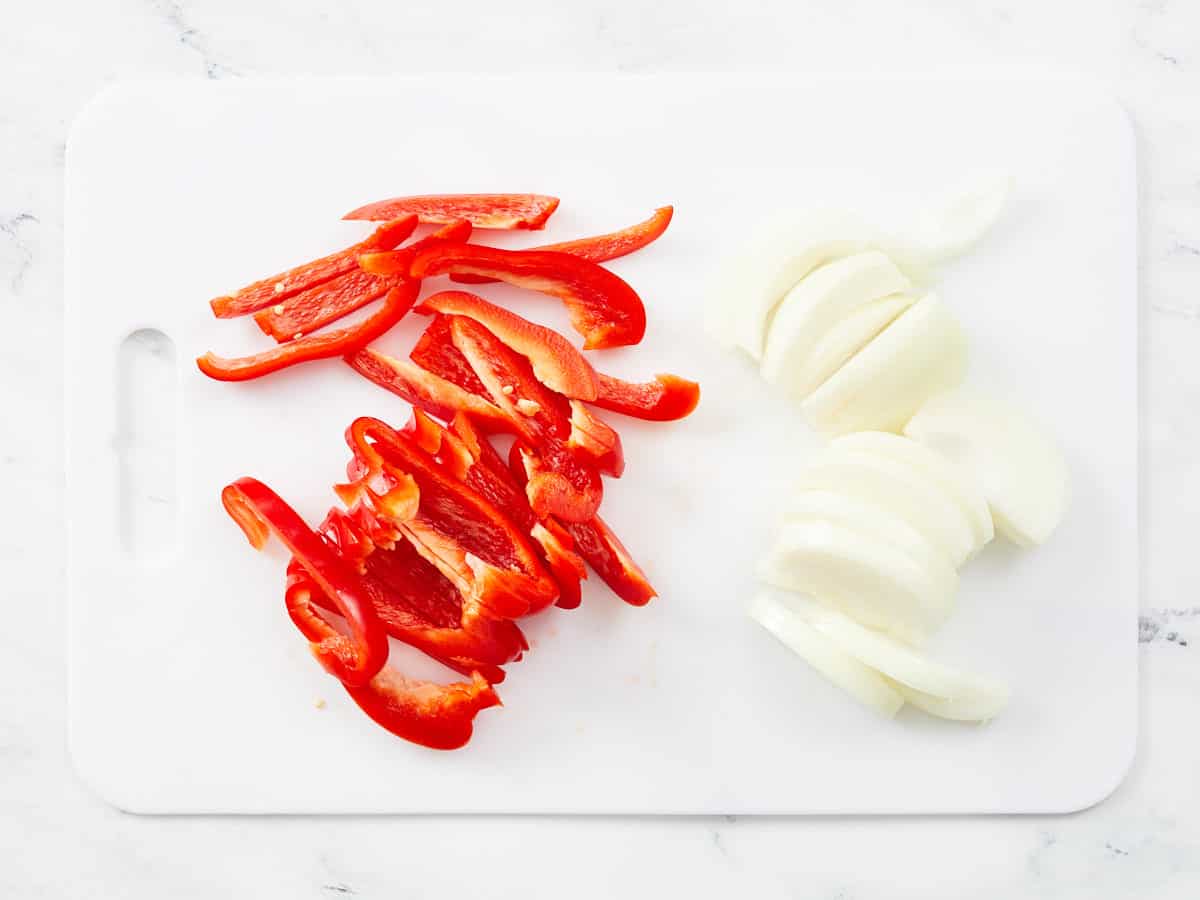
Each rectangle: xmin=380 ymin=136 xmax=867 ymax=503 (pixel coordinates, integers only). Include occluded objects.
xmin=197 ymin=281 xmax=419 ymax=382
xmin=435 ymin=314 xmax=623 ymax=479
xmin=342 ymin=417 xmax=559 ymax=618
xmin=417 ymin=290 xmax=599 ymax=399
xmin=220 ymin=477 xmax=389 ymax=686
xmin=210 ymin=216 xmax=417 ymax=319
xmin=412 ymin=293 xmax=692 ymax=431
xmin=343 ymin=666 xmax=500 ymax=751
xmin=296 ymin=511 xmax=528 ymax=684
xmin=592 ymin=372 xmax=701 ymax=422
xmin=453 ymin=206 xmax=674 ymax=284
xmin=510 ymin=443 xmax=656 ymax=607
xmin=362 ymin=241 xmax=647 ymax=350
xmin=343 ymin=193 xmax=559 ymax=230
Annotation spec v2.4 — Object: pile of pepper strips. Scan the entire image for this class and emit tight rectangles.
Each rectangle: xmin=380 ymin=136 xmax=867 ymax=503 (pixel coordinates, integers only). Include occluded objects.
xmin=202 ymin=194 xmax=699 ymax=749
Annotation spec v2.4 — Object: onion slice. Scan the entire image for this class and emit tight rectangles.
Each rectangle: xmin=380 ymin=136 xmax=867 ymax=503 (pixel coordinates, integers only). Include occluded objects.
xmin=748 ymin=592 xmax=904 ymax=717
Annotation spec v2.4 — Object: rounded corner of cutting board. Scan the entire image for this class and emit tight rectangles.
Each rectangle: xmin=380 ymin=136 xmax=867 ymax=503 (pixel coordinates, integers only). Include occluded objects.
xmin=67 ymin=724 xmax=156 ymax=816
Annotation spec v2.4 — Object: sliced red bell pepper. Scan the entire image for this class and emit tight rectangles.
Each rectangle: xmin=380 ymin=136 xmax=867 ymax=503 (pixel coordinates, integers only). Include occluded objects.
xmin=453 ymin=206 xmax=674 ymax=284
xmin=532 ymin=520 xmax=587 ymax=609
xmin=410 ymin=314 xmax=492 ymax=400
xmin=592 ymin=372 xmax=701 ymax=421
xmin=566 ymin=399 xmax=624 ymax=478
xmin=221 ymin=477 xmax=389 ymax=686
xmin=562 ymin=514 xmax=656 ymax=607
xmin=341 ymin=417 xmax=558 ymax=618
xmin=346 ymin=347 xmax=512 ymax=432
xmin=509 ymin=443 xmax=656 ymax=607
xmin=416 ymin=411 xmax=588 ymax=610
xmin=342 ymin=666 xmax=500 ymax=751
xmin=252 ymin=270 xmax=405 ymax=342
xmin=197 ymin=281 xmax=419 ymax=382
xmin=362 ymin=242 xmax=647 ymax=350
xmin=297 ymin=510 xmax=528 ymax=684
xmin=447 ymin=316 xmax=604 ymax=521
xmin=210 ymin=216 xmax=418 ymax=319
xmin=253 ymin=221 xmax=476 ymax=343
xmin=417 ymin=291 xmax=599 ymax=400
xmin=343 ymin=193 xmax=559 ymax=230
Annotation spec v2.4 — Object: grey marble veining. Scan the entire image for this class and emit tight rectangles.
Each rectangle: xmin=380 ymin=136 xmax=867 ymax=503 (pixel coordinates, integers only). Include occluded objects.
xmin=2 ymin=1 xmax=1198 ymax=897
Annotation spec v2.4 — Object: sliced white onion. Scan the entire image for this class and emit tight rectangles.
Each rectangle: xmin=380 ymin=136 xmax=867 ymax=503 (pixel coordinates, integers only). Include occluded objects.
xmin=792 ymin=293 xmax=915 ymax=398
xmin=886 ymin=679 xmax=1008 ymax=723
xmin=781 ymin=488 xmax=957 ymax=591
xmin=802 ymin=295 xmax=967 ymax=436
xmin=830 ymin=431 xmax=993 ymax=555
xmin=904 ymin=386 xmax=1069 ymax=547
xmin=809 ymin=610 xmax=1009 ymax=720
xmin=758 ymin=519 xmax=955 ymax=643
xmin=793 ymin=447 xmax=976 ymax=568
xmin=748 ymin=592 xmax=904 ymax=717
xmin=708 ymin=210 xmax=891 ymax=361
xmin=760 ymin=250 xmax=912 ymax=400
xmin=901 ymin=172 xmax=1014 ymax=266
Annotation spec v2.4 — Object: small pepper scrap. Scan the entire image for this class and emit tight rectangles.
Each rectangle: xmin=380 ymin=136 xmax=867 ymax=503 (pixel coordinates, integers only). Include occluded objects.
xmin=210 ymin=193 xmax=698 ymax=749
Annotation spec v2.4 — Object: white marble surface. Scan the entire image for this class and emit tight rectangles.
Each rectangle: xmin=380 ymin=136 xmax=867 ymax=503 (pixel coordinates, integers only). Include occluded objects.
xmin=2 ymin=0 xmax=1198 ymax=896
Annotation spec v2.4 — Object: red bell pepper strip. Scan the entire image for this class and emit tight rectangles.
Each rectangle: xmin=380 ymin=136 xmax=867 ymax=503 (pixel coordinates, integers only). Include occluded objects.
xmin=562 ymin=514 xmax=656 ymax=607
xmin=197 ymin=281 xmax=419 ymax=382
xmin=252 ymin=270 xmax=404 ymax=342
xmin=417 ymin=411 xmax=588 ymax=610
xmin=592 ymin=372 xmax=701 ymax=422
xmin=346 ymin=347 xmax=512 ymax=432
xmin=343 ymin=193 xmax=559 ymax=230
xmin=453 ymin=206 xmax=674 ymax=284
xmin=253 ymin=221 xmax=473 ymax=343
xmin=410 ymin=314 xmax=492 ymax=400
xmin=362 ymin=242 xmax=647 ymax=350
xmin=532 ymin=520 xmax=587 ymax=609
xmin=342 ymin=417 xmax=559 ymax=618
xmin=447 ymin=316 xmax=605 ymax=521
xmin=509 ymin=443 xmax=656 ymax=607
xmin=297 ymin=511 xmax=528 ymax=684
xmin=271 ymin=534 xmax=500 ymax=749
xmin=417 ymin=291 xmax=599 ymax=400
xmin=342 ymin=666 xmax=500 ymax=751
xmin=220 ymin=477 xmax=389 ymax=686
xmin=210 ymin=216 xmax=417 ymax=319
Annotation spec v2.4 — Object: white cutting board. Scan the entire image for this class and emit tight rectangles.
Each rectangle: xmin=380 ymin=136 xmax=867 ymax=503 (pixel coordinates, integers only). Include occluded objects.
xmin=64 ymin=74 xmax=1137 ymax=814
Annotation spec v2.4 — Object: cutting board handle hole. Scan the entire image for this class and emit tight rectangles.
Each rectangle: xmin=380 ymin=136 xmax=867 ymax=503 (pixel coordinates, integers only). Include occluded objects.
xmin=116 ymin=329 xmax=177 ymax=560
